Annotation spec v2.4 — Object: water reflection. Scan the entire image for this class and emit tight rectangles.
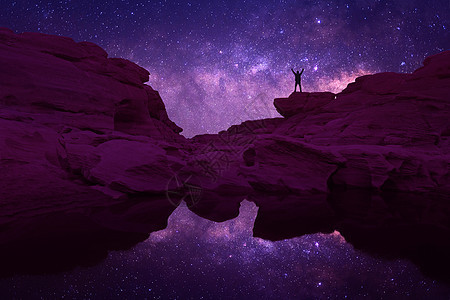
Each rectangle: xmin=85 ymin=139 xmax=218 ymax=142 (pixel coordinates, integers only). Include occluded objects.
xmin=0 ymin=200 xmax=449 ymax=299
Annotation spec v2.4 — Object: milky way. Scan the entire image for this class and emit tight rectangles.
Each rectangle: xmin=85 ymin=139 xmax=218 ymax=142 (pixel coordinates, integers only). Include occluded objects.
xmin=1 ymin=0 xmax=449 ymax=136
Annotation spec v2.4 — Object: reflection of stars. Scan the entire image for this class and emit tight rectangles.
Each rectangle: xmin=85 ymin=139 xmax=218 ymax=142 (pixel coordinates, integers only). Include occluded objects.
xmin=1 ymin=201 xmax=449 ymax=298
xmin=110 ymin=201 xmax=449 ymax=298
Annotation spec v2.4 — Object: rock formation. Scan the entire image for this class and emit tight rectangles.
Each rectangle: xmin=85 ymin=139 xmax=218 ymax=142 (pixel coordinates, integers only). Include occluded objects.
xmin=0 ymin=28 xmax=187 ymax=270
xmin=209 ymin=50 xmax=450 ymax=195
xmin=274 ymin=92 xmax=335 ymax=117
xmin=0 ymin=28 xmax=449 ymax=280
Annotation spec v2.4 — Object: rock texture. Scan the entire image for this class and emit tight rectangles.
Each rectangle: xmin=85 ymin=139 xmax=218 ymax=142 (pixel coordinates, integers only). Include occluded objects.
xmin=0 ymin=27 xmax=182 ymax=139
xmin=0 ymin=28 xmax=449 ymax=279
xmin=0 ymin=28 xmax=186 ymax=267
xmin=2 ymin=29 xmax=448 ymax=202
xmin=211 ymin=50 xmax=450 ymax=195
xmin=274 ymin=92 xmax=335 ymax=117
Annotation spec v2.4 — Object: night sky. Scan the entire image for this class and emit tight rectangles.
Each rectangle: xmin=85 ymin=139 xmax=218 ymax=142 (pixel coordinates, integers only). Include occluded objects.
xmin=1 ymin=0 xmax=449 ymax=136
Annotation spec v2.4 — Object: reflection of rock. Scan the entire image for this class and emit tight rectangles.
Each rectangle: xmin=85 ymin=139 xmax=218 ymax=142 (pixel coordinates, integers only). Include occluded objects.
xmin=249 ymin=193 xmax=337 ymax=240
xmin=187 ymin=192 xmax=245 ymax=222
xmin=328 ymin=189 xmax=450 ymax=282
xmin=250 ymin=190 xmax=450 ymax=282
xmin=166 ymin=172 xmax=204 ymax=208
xmin=0 ymin=28 xmax=186 ymax=275
xmin=1 ymin=28 xmax=450 ymax=281
xmin=0 ymin=197 xmax=175 ymax=277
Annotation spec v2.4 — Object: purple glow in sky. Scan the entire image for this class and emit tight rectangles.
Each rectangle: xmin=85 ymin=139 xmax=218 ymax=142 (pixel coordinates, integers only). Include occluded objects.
xmin=1 ymin=0 xmax=449 ymax=136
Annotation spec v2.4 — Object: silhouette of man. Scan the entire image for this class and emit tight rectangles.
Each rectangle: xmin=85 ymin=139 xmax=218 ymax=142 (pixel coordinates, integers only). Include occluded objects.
xmin=291 ymin=68 xmax=304 ymax=92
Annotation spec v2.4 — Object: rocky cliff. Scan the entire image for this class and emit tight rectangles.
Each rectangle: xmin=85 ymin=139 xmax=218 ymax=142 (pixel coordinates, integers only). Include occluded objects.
xmin=0 ymin=28 xmax=188 ymax=266
xmin=197 ymin=51 xmax=450 ymax=195
xmin=0 ymin=29 xmax=449 ymax=279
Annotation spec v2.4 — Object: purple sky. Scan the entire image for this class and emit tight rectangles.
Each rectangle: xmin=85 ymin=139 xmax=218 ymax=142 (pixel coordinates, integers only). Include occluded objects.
xmin=1 ymin=0 xmax=449 ymax=136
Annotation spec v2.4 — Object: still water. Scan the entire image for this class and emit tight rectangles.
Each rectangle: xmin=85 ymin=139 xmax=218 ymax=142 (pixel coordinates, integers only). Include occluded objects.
xmin=0 ymin=201 xmax=449 ymax=299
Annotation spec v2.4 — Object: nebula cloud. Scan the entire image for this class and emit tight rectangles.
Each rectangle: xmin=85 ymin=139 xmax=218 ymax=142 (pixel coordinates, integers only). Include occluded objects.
xmin=1 ymin=0 xmax=448 ymax=136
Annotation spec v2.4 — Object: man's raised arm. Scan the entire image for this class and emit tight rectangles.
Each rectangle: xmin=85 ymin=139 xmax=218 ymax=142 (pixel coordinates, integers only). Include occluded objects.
xmin=300 ymin=68 xmax=304 ymax=75
xmin=291 ymin=68 xmax=296 ymax=74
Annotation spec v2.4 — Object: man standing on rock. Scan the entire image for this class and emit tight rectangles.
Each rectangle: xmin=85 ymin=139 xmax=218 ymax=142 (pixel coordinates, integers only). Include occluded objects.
xmin=291 ymin=68 xmax=304 ymax=92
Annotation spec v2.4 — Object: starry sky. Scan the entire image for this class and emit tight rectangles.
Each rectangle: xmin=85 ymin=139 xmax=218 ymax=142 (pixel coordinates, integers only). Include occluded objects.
xmin=1 ymin=201 xmax=449 ymax=298
xmin=1 ymin=0 xmax=449 ymax=136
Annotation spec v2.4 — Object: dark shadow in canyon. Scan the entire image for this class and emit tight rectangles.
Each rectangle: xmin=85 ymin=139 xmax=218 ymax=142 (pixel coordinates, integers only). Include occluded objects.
xmin=327 ymin=188 xmax=450 ymax=283
xmin=0 ymin=195 xmax=176 ymax=278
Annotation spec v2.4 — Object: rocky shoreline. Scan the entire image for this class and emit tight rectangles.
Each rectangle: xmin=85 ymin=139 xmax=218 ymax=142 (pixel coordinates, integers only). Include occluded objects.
xmin=1 ymin=28 xmax=449 ymax=280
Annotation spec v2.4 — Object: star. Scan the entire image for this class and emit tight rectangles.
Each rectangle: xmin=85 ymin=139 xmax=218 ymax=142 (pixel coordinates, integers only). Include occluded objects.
xmin=2 ymin=1 xmax=447 ymax=137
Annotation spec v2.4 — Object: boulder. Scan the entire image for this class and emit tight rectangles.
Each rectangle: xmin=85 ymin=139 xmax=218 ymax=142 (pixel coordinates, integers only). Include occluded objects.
xmin=0 ymin=28 xmax=449 ymax=279
xmin=273 ymin=92 xmax=335 ymax=117
xmin=0 ymin=27 xmax=182 ymax=140
xmin=0 ymin=28 xmax=186 ymax=246
xmin=202 ymin=51 xmax=450 ymax=194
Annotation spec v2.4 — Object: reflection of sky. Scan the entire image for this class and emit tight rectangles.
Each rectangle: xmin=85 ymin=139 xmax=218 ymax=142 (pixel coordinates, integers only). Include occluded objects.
xmin=1 ymin=201 xmax=449 ymax=298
